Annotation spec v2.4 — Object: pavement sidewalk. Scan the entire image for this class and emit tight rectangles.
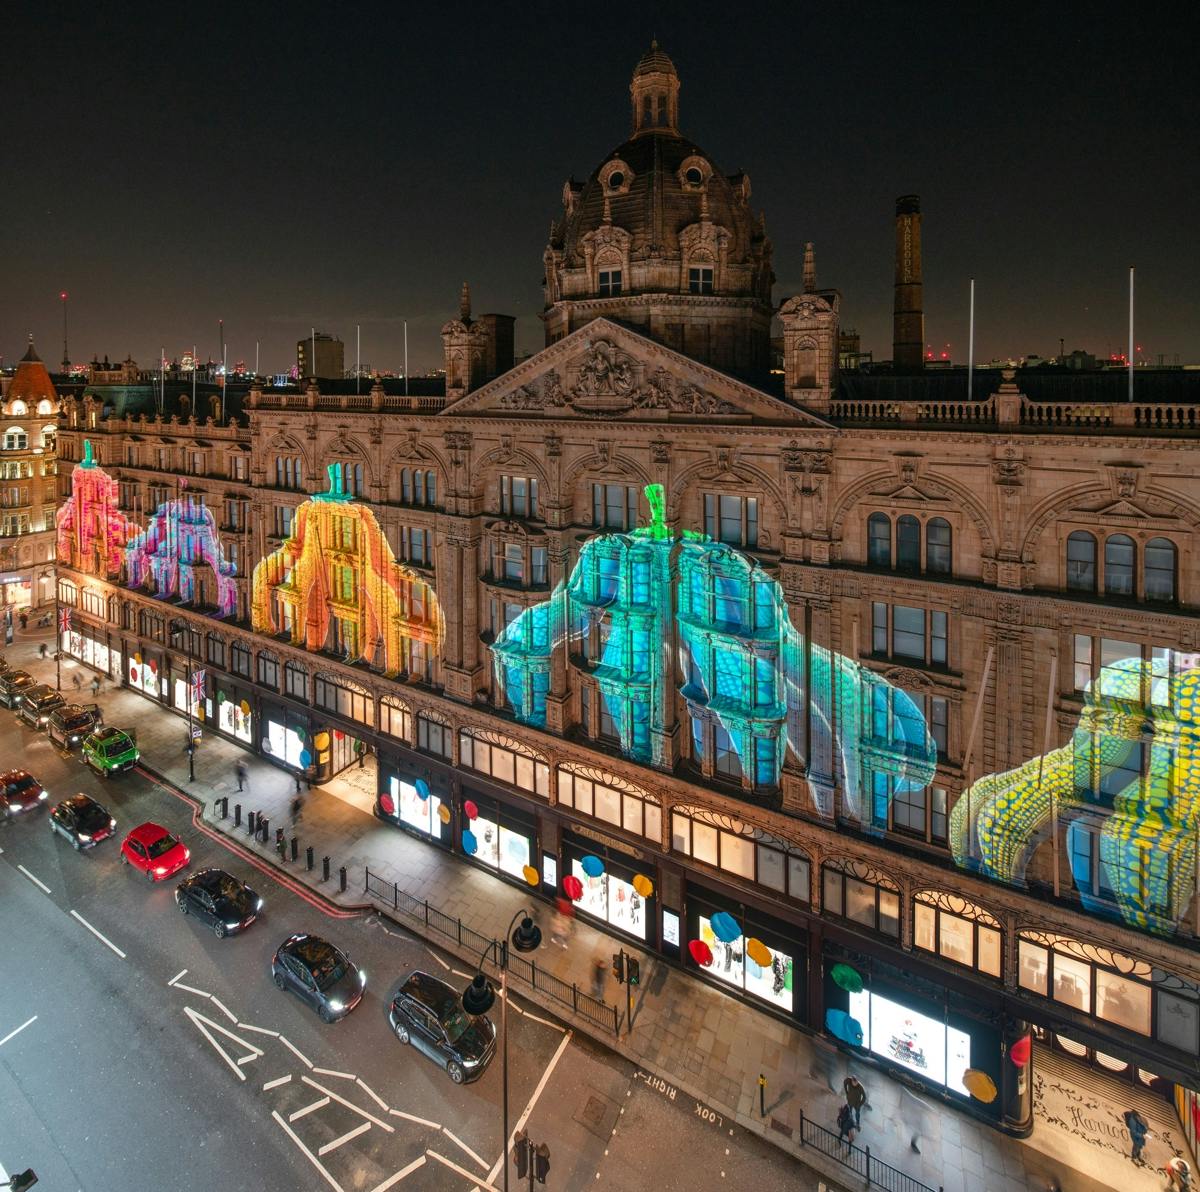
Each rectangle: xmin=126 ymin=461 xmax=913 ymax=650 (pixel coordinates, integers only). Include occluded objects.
xmin=11 ymin=628 xmax=1189 ymax=1192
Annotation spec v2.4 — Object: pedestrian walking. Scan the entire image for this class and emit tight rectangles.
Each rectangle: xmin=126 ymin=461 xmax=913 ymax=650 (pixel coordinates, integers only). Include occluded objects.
xmin=843 ymin=1075 xmax=867 ymax=1129
xmin=901 ymin=1085 xmax=934 ymax=1154
xmin=1167 ymin=1155 xmax=1192 ymax=1189
xmin=836 ymin=1102 xmax=857 ymax=1145
xmin=72 ymin=673 xmax=82 ymax=692
xmin=38 ymin=642 xmax=47 ymax=659
xmin=807 ymin=1034 xmax=841 ymax=1094
xmin=1123 ymin=1108 xmax=1150 ymax=1164
xmin=294 ymin=773 xmax=302 ymax=795
xmin=18 ymin=611 xmax=27 ymax=630
xmin=91 ymin=676 xmax=100 ymax=697
xmin=550 ymin=896 xmax=575 ymax=948
xmin=235 ymin=760 xmax=248 ymax=792
xmin=291 ymin=794 xmax=303 ymax=823
xmin=590 ymin=955 xmax=607 ymax=999
xmin=355 ymin=738 xmax=366 ymax=769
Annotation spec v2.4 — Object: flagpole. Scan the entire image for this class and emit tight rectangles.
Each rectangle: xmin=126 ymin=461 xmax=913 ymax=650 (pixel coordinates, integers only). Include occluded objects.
xmin=192 ymin=344 xmax=197 ymax=412
xmin=967 ymin=278 xmax=975 ymax=401
xmin=356 ymin=324 xmax=361 ymax=395
xmin=1128 ymin=265 xmax=1135 ymax=402
xmin=404 ymin=320 xmax=409 ymax=396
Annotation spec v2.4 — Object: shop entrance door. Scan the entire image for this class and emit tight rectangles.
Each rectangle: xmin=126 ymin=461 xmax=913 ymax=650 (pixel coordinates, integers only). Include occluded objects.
xmin=328 ymin=730 xmax=356 ymax=775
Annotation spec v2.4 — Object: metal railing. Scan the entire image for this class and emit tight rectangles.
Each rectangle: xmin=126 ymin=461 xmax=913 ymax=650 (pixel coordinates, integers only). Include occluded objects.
xmin=364 ymin=867 xmax=619 ymax=1036
xmin=798 ymin=1110 xmax=940 ymax=1192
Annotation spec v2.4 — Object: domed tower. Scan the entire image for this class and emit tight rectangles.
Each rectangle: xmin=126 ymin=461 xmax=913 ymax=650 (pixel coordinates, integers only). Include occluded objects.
xmin=542 ymin=44 xmax=774 ymax=376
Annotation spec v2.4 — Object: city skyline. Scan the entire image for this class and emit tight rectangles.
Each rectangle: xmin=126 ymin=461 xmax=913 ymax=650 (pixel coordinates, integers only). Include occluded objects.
xmin=2 ymin=3 xmax=1197 ymax=373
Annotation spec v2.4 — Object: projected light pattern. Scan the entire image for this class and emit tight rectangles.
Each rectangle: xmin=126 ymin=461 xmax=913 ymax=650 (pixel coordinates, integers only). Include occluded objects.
xmin=56 ymin=439 xmax=138 ymax=576
xmin=493 ymin=485 xmax=937 ymax=804
xmin=251 ymin=464 xmax=444 ymax=675
xmin=126 ymin=495 xmax=237 ymax=615
xmin=952 ymin=653 xmax=1200 ymax=934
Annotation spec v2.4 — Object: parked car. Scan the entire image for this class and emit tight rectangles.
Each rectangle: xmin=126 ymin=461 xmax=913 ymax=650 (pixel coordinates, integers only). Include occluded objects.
xmin=0 ymin=770 xmax=48 ymax=813
xmin=0 ymin=670 xmax=36 ymax=709
xmin=17 ymin=684 xmax=66 ymax=729
xmin=120 ymin=822 xmax=190 ymax=882
xmin=82 ymin=726 xmax=139 ymax=776
xmin=49 ymin=793 xmax=116 ymax=850
xmin=271 ymin=934 xmax=365 ymax=1023
xmin=176 ymin=868 xmax=263 ymax=937
xmin=388 ymin=970 xmax=496 ymax=1084
xmin=47 ymin=703 xmax=101 ymax=749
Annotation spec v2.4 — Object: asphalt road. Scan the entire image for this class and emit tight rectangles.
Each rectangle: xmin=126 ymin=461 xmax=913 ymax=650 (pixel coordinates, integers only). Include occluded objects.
xmin=0 ymin=692 xmax=820 ymax=1191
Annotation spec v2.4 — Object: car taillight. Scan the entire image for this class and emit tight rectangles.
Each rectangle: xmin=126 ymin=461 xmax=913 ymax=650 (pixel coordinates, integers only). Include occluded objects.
xmin=380 ymin=793 xmax=395 ymax=815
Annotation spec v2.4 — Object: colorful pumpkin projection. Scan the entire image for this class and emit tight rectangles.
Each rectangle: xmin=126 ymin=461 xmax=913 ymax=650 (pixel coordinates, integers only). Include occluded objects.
xmin=56 ymin=439 xmax=139 ymax=577
xmin=251 ymin=464 xmax=444 ymax=676
xmin=492 ymin=483 xmax=936 ymax=815
xmin=952 ymin=654 xmax=1200 ymax=935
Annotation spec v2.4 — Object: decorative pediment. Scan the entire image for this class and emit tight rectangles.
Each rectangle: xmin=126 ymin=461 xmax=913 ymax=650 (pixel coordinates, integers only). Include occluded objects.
xmin=1084 ymin=497 xmax=1159 ymax=522
xmin=440 ymin=318 xmax=832 ymax=427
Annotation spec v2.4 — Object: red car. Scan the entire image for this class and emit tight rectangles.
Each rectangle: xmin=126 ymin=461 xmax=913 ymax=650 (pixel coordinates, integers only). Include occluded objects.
xmin=1 ymin=770 xmax=48 ymax=813
xmin=120 ymin=822 xmax=191 ymax=881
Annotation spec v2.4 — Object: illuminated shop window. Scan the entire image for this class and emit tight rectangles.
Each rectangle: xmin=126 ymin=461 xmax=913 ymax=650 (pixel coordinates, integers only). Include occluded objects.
xmin=671 ymin=809 xmax=810 ymax=903
xmin=284 ymin=661 xmax=307 ymax=700
xmin=314 ymin=674 xmax=373 ymax=726
xmin=913 ymin=891 xmax=1002 ymax=978
xmin=380 ymin=697 xmax=412 ymax=742
xmin=417 ymin=712 xmax=452 ymax=760
xmin=257 ymin=652 xmax=279 ymax=689
xmin=231 ymin=643 xmax=251 ymax=677
xmin=821 ymin=860 xmax=899 ymax=938
xmin=560 ymin=764 xmax=661 ymax=842
xmin=461 ymin=729 xmax=549 ymax=797
xmin=206 ymin=634 xmax=225 ymax=668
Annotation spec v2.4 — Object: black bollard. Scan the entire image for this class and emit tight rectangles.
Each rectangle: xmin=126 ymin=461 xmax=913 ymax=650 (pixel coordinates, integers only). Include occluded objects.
xmin=290 ymin=836 xmax=298 ymax=862
xmin=234 ymin=803 xmax=242 ymax=829
xmin=322 ymin=855 xmax=330 ymax=882
xmin=306 ymin=845 xmax=314 ymax=871
xmin=247 ymin=810 xmax=256 ymax=836
xmin=339 ymin=866 xmax=347 ymax=894
xmin=218 ymin=796 xmax=228 ymax=819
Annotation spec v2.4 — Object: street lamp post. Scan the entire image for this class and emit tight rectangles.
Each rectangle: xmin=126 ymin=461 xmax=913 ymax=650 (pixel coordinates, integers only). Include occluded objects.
xmin=462 ymin=908 xmax=542 ymax=1192
xmin=172 ymin=619 xmax=196 ymax=783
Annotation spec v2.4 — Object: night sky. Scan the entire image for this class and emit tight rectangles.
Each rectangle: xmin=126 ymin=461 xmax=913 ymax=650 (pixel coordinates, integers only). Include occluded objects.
xmin=3 ymin=2 xmax=1196 ymax=375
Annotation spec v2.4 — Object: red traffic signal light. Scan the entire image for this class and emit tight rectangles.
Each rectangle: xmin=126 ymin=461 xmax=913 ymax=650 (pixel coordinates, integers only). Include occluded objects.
xmin=534 ymin=1142 xmax=551 ymax=1184
xmin=513 ymin=1131 xmax=529 ymax=1178
xmin=611 ymin=951 xmax=626 ymax=983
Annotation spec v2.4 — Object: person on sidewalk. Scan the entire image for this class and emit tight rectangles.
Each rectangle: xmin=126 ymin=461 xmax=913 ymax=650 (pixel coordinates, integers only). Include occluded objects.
xmin=1123 ymin=1108 xmax=1150 ymax=1163
xmin=91 ymin=676 xmax=100 ymax=697
xmin=900 ymin=1085 xmax=933 ymax=1154
xmin=836 ymin=1102 xmax=857 ymax=1146
xmin=807 ymin=1035 xmax=841 ymax=1094
xmin=1167 ymin=1156 xmax=1193 ymax=1189
xmin=590 ymin=955 xmax=607 ymax=1000
xmin=72 ymin=673 xmax=82 ymax=693
xmin=355 ymin=738 xmax=366 ymax=769
xmin=291 ymin=793 xmax=304 ymax=823
xmin=843 ymin=1075 xmax=867 ymax=1129
xmin=18 ymin=611 xmax=27 ymax=631
xmin=235 ymin=761 xmax=248 ymax=792
xmin=38 ymin=642 xmax=47 ymax=659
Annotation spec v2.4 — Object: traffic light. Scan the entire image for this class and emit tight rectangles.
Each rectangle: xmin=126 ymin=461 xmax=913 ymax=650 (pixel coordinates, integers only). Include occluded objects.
xmin=9 ymin=1172 xmax=38 ymax=1192
xmin=513 ymin=1131 xmax=529 ymax=1178
xmin=626 ymin=957 xmax=640 ymax=986
xmin=533 ymin=1143 xmax=551 ymax=1184
xmin=611 ymin=951 xmax=626 ymax=984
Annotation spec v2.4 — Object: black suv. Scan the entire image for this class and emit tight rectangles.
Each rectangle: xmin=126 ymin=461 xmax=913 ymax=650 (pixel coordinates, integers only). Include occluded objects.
xmin=271 ymin=934 xmax=365 ymax=1023
xmin=0 ymin=670 xmax=36 ymax=709
xmin=389 ymin=970 xmax=496 ymax=1084
xmin=47 ymin=703 xmax=101 ymax=749
xmin=17 ymin=684 xmax=66 ymax=729
xmin=177 ymin=868 xmax=263 ymax=938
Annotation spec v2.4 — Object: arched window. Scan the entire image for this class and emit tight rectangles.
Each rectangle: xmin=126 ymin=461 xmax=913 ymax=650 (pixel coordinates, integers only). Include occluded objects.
xmin=896 ymin=515 xmax=921 ymax=571
xmin=336 ymin=460 xmax=363 ymax=496
xmin=1066 ymin=531 xmax=1097 ymax=592
xmin=40 ymin=424 xmax=56 ymax=449
xmin=926 ymin=518 xmax=952 ymax=575
xmin=1144 ymin=537 xmax=1177 ymax=603
xmin=793 ymin=340 xmax=817 ymax=387
xmin=867 ymin=513 xmax=891 ymax=567
xmin=2 ymin=426 xmax=28 ymax=450
xmin=1104 ymin=534 xmax=1136 ymax=597
xmin=9 ymin=401 xmax=26 ymax=416
xmin=36 ymin=399 xmax=54 ymax=415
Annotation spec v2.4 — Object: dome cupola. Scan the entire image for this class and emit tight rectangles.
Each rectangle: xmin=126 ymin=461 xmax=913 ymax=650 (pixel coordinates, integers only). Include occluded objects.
xmin=630 ymin=40 xmax=680 ymax=136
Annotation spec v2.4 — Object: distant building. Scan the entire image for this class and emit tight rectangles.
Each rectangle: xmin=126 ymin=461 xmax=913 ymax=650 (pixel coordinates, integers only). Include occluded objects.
xmin=0 ymin=338 xmax=59 ymax=609
xmin=297 ymin=333 xmax=344 ymax=380
xmin=838 ymin=328 xmax=872 ymax=370
xmin=88 ymin=355 xmax=141 ymax=385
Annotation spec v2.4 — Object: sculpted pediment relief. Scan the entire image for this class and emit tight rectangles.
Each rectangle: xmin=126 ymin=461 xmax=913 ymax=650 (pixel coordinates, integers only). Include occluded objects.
xmin=441 ymin=318 xmax=831 ymax=427
xmin=868 ymin=482 xmax=950 ymax=506
xmin=1082 ymin=497 xmax=1159 ymax=522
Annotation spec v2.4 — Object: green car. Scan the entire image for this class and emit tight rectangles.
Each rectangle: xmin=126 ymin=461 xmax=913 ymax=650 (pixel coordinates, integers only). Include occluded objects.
xmin=82 ymin=726 xmax=140 ymax=777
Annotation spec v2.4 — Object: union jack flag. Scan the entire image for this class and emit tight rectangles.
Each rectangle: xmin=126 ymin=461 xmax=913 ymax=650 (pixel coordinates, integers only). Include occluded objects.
xmin=58 ymin=605 xmax=72 ymax=635
xmin=191 ymin=668 xmax=207 ymax=704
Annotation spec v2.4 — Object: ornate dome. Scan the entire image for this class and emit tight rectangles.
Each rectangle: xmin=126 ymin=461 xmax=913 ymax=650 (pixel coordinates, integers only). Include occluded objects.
xmin=542 ymin=46 xmax=774 ymax=374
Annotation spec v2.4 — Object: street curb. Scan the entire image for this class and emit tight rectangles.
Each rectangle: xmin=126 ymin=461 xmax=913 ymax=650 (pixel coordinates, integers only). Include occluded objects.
xmin=141 ymin=760 xmax=855 ymax=1191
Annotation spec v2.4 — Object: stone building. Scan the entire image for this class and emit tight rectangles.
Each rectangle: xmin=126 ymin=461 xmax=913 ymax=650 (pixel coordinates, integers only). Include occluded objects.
xmin=55 ymin=46 xmax=1200 ymax=1135
xmin=0 ymin=338 xmax=60 ymax=610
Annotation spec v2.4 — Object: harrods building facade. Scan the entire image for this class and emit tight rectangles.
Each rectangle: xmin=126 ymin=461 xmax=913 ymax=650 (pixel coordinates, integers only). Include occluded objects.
xmin=56 ymin=47 xmax=1200 ymax=1133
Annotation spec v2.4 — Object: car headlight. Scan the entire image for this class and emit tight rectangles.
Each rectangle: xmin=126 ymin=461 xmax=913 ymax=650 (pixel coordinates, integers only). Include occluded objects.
xmin=109 ymin=818 xmax=116 ymax=828
xmin=155 ymin=866 xmax=167 ymax=875
xmin=462 ymin=1056 xmax=481 ymax=1068
xmin=70 ymin=735 xmax=79 ymax=743
xmin=78 ymin=833 xmax=92 ymax=841
xmin=360 ymin=970 xmax=367 ymax=987
xmin=38 ymin=790 xmax=47 ymax=800
xmin=256 ymin=898 xmax=264 ymax=911
xmin=327 ymin=1000 xmax=345 ymax=1012
xmin=225 ymin=922 xmax=240 ymax=930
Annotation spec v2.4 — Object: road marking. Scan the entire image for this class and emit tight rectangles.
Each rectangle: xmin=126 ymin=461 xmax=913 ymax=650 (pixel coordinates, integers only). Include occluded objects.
xmin=428 ymin=1149 xmax=502 ymax=1192
xmin=369 ymin=1155 xmax=426 ymax=1191
xmin=301 ymin=1075 xmax=394 ymax=1133
xmin=520 ymin=1008 xmax=565 ymax=1032
xmin=423 ymin=947 xmax=450 ymax=971
xmin=279 ymin=1035 xmax=314 ymax=1069
xmin=239 ymin=1023 xmax=281 ymax=1037
xmin=168 ymin=968 xmax=188 ymax=986
xmin=0 ymin=1016 xmax=37 ymax=1049
xmin=441 ymin=1126 xmax=488 ymax=1169
xmin=69 ymin=910 xmax=126 ymax=958
xmin=183 ymin=1006 xmax=264 ymax=1080
xmin=263 ymin=1075 xmax=292 ymax=1091
xmin=172 ymin=981 xmax=212 ymax=999
xmin=313 ymin=1066 xmax=356 ymax=1081
xmin=17 ymin=865 xmax=50 ymax=895
xmin=289 ymin=1096 xmax=330 ymax=1122
xmin=210 ymin=996 xmax=238 ymax=1024
xmin=388 ymin=1107 xmax=440 ymax=1129
xmin=488 ymin=1029 xmax=572 ymax=1184
xmin=318 ymin=1120 xmax=371 ymax=1155
xmin=451 ymin=968 xmax=475 ymax=981
xmin=271 ymin=1109 xmax=344 ymax=1192
xmin=356 ymin=1077 xmax=389 ymax=1111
